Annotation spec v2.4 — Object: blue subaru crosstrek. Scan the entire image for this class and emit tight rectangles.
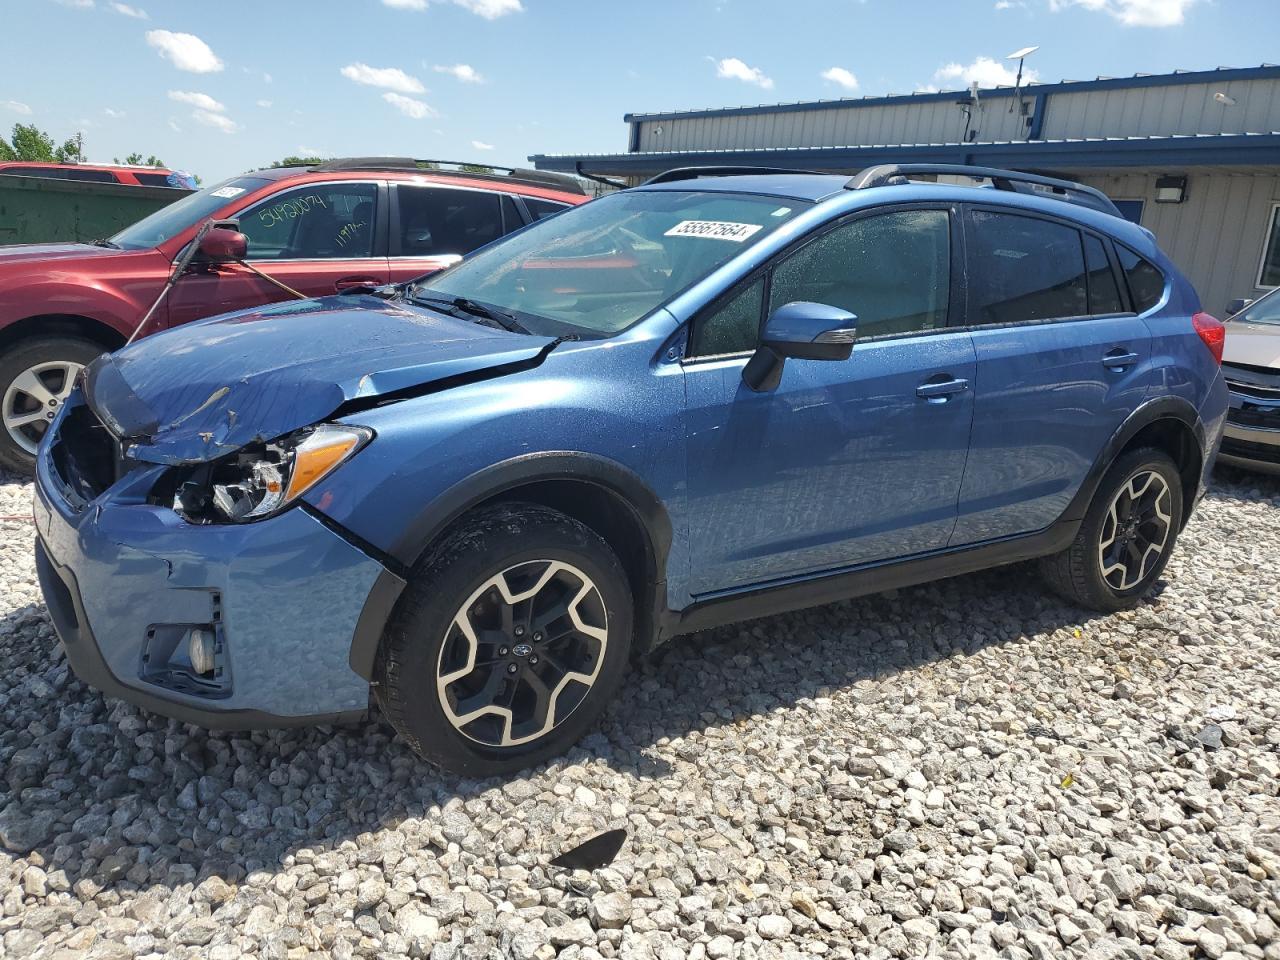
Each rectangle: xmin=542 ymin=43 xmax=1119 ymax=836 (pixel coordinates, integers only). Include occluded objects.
xmin=33 ymin=164 xmax=1228 ymax=774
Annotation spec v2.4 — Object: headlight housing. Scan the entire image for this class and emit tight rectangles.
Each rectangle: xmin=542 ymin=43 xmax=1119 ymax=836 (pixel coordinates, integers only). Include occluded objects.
xmin=170 ymin=424 xmax=372 ymax=524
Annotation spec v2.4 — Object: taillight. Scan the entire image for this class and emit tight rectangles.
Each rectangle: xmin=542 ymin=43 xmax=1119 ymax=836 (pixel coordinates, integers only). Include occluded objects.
xmin=1192 ymin=312 xmax=1225 ymax=365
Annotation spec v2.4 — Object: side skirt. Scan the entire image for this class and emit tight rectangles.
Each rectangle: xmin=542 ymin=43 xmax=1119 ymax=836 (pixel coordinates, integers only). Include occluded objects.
xmin=658 ymin=518 xmax=1080 ymax=640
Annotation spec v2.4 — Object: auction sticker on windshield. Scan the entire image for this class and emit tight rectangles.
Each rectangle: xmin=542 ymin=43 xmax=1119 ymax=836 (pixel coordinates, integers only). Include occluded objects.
xmin=665 ymin=220 xmax=764 ymax=242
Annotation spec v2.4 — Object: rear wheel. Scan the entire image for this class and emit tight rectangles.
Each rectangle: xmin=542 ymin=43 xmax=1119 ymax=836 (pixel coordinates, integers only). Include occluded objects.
xmin=0 ymin=337 xmax=106 ymax=475
xmin=375 ymin=503 xmax=633 ymax=775
xmin=1040 ymin=447 xmax=1183 ymax=611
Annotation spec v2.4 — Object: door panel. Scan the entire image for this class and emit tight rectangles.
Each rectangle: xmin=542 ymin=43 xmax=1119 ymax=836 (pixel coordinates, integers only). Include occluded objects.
xmin=684 ymin=331 xmax=977 ymax=595
xmin=951 ymin=208 xmax=1152 ymax=544
xmin=164 ymin=180 xmax=389 ymax=327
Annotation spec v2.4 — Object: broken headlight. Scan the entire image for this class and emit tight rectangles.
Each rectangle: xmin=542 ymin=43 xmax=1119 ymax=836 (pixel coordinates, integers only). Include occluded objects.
xmin=171 ymin=424 xmax=372 ymax=523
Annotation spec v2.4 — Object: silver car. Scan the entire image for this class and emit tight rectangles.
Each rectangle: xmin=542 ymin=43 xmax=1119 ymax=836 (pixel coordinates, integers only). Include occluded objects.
xmin=1221 ymin=289 xmax=1280 ymax=474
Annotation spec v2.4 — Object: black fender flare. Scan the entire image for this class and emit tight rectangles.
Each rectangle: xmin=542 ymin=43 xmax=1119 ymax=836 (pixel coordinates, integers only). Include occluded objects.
xmin=1060 ymin=395 xmax=1205 ymax=525
xmin=348 ymin=451 xmax=674 ymax=679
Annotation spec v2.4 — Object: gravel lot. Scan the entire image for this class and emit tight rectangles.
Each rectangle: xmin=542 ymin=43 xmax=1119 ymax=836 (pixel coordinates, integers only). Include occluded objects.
xmin=1 ymin=468 xmax=1277 ymax=960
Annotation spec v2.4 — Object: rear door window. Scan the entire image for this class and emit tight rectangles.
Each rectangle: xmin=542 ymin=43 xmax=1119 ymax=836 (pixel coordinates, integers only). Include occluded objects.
xmin=395 ymin=185 xmax=503 ymax=257
xmin=966 ymin=210 xmax=1088 ymax=324
xmin=238 ymin=182 xmax=378 ymax=260
xmin=524 ymin=196 xmax=572 ymax=221
xmin=1084 ymin=235 xmax=1124 ymax=315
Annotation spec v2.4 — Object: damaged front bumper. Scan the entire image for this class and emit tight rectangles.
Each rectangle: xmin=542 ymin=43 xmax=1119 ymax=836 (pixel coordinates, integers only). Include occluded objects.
xmin=33 ymin=394 xmax=391 ymax=729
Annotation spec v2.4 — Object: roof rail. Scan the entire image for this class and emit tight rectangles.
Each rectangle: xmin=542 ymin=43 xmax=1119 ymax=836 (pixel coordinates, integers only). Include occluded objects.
xmin=308 ymin=157 xmax=586 ymax=194
xmin=846 ymin=163 xmax=1121 ymax=218
xmin=644 ymin=165 xmax=823 ymax=186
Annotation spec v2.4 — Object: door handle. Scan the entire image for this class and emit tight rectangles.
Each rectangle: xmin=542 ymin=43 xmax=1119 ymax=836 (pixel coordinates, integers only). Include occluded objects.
xmin=916 ymin=376 xmax=970 ymax=403
xmin=335 ymin=276 xmax=380 ymax=291
xmin=1103 ymin=349 xmax=1140 ymax=370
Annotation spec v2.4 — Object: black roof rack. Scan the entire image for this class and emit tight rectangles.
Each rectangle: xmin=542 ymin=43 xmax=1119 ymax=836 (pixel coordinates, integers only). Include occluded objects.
xmin=643 ymin=165 xmax=824 ymax=186
xmin=306 ymin=157 xmax=586 ymax=194
xmin=846 ymin=163 xmax=1121 ymax=218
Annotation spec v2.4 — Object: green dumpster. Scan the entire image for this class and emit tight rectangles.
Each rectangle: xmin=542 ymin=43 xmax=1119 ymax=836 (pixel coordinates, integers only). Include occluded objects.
xmin=0 ymin=173 xmax=192 ymax=245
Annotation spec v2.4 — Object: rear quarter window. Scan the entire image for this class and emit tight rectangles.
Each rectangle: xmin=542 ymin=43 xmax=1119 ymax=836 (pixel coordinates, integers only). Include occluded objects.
xmin=1116 ymin=245 xmax=1166 ymax=313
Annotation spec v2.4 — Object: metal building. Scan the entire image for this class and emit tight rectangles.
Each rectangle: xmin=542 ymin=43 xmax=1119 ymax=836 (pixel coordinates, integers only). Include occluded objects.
xmin=532 ymin=64 xmax=1280 ymax=314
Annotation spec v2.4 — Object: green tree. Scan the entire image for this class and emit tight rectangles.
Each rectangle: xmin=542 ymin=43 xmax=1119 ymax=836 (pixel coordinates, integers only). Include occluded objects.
xmin=460 ymin=163 xmax=494 ymax=174
xmin=115 ymin=152 xmax=165 ymax=166
xmin=4 ymin=123 xmax=58 ymax=161
xmin=53 ymin=137 xmax=84 ymax=163
xmin=269 ymin=155 xmax=326 ymax=168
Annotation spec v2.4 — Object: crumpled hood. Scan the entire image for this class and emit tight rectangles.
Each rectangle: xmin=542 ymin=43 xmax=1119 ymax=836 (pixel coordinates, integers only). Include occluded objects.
xmin=84 ymin=294 xmax=555 ymax=464
xmin=1223 ymin=320 xmax=1280 ymax=369
xmin=0 ymin=242 xmax=121 ymax=265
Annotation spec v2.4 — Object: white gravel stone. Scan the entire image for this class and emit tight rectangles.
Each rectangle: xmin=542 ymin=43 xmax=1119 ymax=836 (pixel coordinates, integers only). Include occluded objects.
xmin=0 ymin=468 xmax=1277 ymax=958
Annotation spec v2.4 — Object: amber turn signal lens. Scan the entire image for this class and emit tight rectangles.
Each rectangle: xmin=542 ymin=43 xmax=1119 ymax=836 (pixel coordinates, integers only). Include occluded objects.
xmin=283 ymin=425 xmax=371 ymax=504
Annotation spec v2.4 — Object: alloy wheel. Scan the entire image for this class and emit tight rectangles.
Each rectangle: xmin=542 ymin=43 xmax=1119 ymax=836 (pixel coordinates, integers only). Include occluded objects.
xmin=436 ymin=559 xmax=609 ymax=748
xmin=1097 ymin=469 xmax=1173 ymax=590
xmin=3 ymin=360 xmax=83 ymax=456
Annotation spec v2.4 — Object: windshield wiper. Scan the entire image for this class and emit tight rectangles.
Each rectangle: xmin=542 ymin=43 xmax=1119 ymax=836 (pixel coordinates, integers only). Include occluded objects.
xmin=90 ymin=238 xmax=120 ymax=249
xmin=410 ymin=293 xmax=528 ymax=334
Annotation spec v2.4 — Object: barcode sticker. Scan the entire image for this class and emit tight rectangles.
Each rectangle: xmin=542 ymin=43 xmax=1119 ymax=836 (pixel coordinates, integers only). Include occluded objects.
xmin=665 ymin=220 xmax=764 ymax=242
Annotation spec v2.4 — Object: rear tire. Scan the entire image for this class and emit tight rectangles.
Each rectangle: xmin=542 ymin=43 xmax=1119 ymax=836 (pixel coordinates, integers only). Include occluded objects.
xmin=0 ymin=336 xmax=106 ymax=475
xmin=1040 ymin=447 xmax=1183 ymax=611
xmin=375 ymin=503 xmax=633 ymax=776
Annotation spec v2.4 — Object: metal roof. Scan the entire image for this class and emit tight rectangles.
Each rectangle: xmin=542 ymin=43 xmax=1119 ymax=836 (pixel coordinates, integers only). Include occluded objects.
xmin=621 ymin=64 xmax=1280 ymax=124
xmin=532 ymin=132 xmax=1280 ymax=176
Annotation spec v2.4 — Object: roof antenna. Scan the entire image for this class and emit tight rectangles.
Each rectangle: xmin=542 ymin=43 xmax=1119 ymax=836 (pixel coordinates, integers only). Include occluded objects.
xmin=1006 ymin=45 xmax=1040 ymax=117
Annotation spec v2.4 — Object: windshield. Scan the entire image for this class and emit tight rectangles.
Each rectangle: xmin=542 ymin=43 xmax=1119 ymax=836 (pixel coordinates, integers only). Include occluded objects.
xmin=110 ymin=176 xmax=269 ymax=250
xmin=409 ymin=189 xmax=808 ymax=337
xmin=1240 ymin=288 xmax=1280 ymax=326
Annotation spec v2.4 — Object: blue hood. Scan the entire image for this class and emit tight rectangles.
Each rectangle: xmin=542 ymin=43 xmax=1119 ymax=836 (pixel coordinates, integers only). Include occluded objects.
xmin=85 ymin=295 xmax=555 ymax=464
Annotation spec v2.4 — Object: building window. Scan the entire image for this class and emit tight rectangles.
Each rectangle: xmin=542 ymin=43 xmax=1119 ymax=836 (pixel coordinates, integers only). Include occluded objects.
xmin=1259 ymin=203 xmax=1280 ymax=289
xmin=1112 ymin=199 xmax=1145 ymax=225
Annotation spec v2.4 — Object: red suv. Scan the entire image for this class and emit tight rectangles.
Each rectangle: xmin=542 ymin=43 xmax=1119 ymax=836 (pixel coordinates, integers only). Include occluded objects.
xmin=0 ymin=157 xmax=586 ymax=471
xmin=0 ymin=161 xmax=195 ymax=188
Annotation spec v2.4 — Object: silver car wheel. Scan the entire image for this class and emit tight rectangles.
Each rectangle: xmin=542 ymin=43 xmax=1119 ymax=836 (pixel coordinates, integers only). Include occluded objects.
xmin=436 ymin=559 xmax=608 ymax=748
xmin=1097 ymin=469 xmax=1173 ymax=590
xmin=3 ymin=360 xmax=83 ymax=456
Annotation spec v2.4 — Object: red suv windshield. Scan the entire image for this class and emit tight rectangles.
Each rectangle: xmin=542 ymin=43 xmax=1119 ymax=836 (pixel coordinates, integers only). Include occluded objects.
xmin=110 ymin=176 xmax=269 ymax=250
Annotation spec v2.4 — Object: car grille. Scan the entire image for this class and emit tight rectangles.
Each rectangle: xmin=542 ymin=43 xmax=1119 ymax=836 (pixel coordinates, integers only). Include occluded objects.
xmin=48 ymin=403 xmax=127 ymax=509
xmin=1221 ymin=436 xmax=1280 ymax=465
xmin=1227 ymin=404 xmax=1280 ymax=430
xmin=1223 ymin=361 xmax=1280 ymax=401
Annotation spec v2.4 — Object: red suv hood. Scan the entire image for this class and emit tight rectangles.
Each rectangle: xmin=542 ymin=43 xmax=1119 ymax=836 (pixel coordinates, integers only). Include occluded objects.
xmin=0 ymin=242 xmax=123 ymax=265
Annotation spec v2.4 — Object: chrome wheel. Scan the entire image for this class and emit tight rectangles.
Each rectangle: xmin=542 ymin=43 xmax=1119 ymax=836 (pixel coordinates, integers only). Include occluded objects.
xmin=1098 ymin=470 xmax=1173 ymax=590
xmin=436 ymin=559 xmax=608 ymax=748
xmin=2 ymin=360 xmax=82 ymax=456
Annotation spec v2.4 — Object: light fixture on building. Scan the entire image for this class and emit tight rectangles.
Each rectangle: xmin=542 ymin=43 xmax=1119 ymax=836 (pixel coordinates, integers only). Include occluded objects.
xmin=1155 ymin=175 xmax=1188 ymax=203
xmin=1214 ymin=91 xmax=1237 ymax=106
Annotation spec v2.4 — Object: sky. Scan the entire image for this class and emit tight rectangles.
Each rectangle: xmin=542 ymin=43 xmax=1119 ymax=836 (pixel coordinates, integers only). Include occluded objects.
xmin=1 ymin=0 xmax=1276 ymax=183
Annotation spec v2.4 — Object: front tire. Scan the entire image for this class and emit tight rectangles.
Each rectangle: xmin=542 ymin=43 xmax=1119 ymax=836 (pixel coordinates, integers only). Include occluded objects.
xmin=1040 ymin=447 xmax=1184 ymax=611
xmin=0 ymin=336 xmax=106 ymax=475
xmin=375 ymin=503 xmax=633 ymax=775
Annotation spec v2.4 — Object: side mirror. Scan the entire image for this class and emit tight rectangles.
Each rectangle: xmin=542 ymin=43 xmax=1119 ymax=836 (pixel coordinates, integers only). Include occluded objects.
xmin=198 ymin=227 xmax=248 ymax=262
xmin=1226 ymin=297 xmax=1252 ymax=317
xmin=742 ymin=301 xmax=857 ymax=392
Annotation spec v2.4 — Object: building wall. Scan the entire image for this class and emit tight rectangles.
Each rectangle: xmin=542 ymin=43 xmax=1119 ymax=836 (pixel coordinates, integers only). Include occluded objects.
xmin=1077 ymin=172 xmax=1280 ymax=313
xmin=1044 ymin=78 xmax=1280 ymax=140
xmin=629 ymin=75 xmax=1280 ymax=154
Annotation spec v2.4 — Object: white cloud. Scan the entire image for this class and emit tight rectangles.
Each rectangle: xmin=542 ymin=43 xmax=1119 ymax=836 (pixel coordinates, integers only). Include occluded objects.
xmin=102 ymin=107 xmax=126 ymax=118
xmin=434 ymin=63 xmax=484 ymax=84
xmin=381 ymin=0 xmax=522 ymax=15
xmin=54 ymin=0 xmax=94 ymax=7
xmin=1049 ymin=0 xmax=1194 ymax=25
xmin=341 ymin=62 xmax=424 ymax=94
xmin=452 ymin=0 xmax=522 ymax=17
xmin=168 ymin=90 xmax=225 ymax=112
xmin=994 ymin=0 xmax=1025 ymax=7
xmin=167 ymin=118 xmax=181 ymax=132
xmin=192 ymin=109 xmax=237 ymax=133
xmin=821 ymin=67 xmax=859 ymax=91
xmin=714 ymin=56 xmax=773 ymax=89
xmin=1 ymin=100 xmax=33 ymax=115
xmin=934 ymin=56 xmax=1037 ymax=88
xmin=109 ymin=2 xmax=147 ymax=17
xmin=471 ymin=139 xmax=495 ymax=151
xmin=382 ymin=92 xmax=436 ymax=119
xmin=256 ymin=99 xmax=273 ymax=108
xmin=145 ymin=29 xmax=223 ymax=73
